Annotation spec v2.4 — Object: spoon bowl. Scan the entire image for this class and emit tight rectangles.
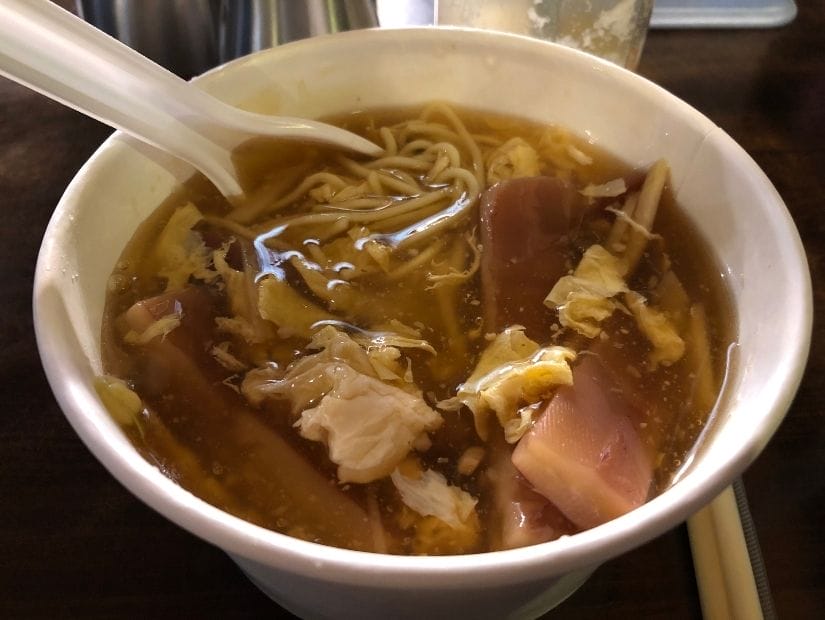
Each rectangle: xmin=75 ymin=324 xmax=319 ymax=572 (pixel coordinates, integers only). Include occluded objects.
xmin=0 ymin=0 xmax=382 ymax=198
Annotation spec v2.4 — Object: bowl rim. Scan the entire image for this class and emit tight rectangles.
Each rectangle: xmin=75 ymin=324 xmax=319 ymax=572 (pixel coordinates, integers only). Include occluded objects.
xmin=34 ymin=26 xmax=813 ymax=589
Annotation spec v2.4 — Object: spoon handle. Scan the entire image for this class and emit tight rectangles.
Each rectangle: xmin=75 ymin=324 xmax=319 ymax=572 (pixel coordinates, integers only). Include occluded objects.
xmin=0 ymin=0 xmax=246 ymax=195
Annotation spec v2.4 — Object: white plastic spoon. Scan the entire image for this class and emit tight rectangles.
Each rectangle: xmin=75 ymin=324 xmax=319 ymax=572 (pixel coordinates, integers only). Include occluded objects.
xmin=0 ymin=0 xmax=382 ymax=199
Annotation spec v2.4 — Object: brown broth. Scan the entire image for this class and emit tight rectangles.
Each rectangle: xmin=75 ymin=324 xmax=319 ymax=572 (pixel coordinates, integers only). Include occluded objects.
xmin=100 ymin=105 xmax=734 ymax=554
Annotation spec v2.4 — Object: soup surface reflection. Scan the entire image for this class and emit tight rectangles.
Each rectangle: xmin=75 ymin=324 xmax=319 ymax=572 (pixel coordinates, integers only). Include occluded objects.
xmin=98 ymin=104 xmax=733 ymax=554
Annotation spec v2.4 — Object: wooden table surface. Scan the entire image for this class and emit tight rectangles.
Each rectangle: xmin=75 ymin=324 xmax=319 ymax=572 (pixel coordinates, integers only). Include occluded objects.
xmin=2 ymin=3 xmax=823 ymax=619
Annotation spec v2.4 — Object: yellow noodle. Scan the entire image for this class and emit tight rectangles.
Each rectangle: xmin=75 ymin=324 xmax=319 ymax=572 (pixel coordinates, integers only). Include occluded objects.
xmin=379 ymin=126 xmax=397 ymax=156
xmin=370 ymin=197 xmax=453 ymax=233
xmin=265 ymin=187 xmax=454 ymax=232
xmin=203 ymin=215 xmax=258 ymax=241
xmin=421 ymin=102 xmax=486 ymax=188
xmin=313 ymin=197 xmax=393 ymax=212
xmin=228 ymin=164 xmax=309 ymax=224
xmin=386 ymin=192 xmax=477 ymax=250
xmin=399 ymin=139 xmax=435 ymax=156
xmin=425 ymin=142 xmax=462 ymax=168
xmin=399 ymin=121 xmax=461 ymax=146
xmin=363 ymin=155 xmax=433 ymax=171
xmin=303 ymin=241 xmax=328 ymax=266
xmin=425 ymin=155 xmax=452 ymax=184
xmin=386 ymin=238 xmax=448 ymax=280
xmin=314 ymin=217 xmax=352 ymax=243
xmin=331 ymin=183 xmax=370 ymax=203
xmin=367 ymin=171 xmax=384 ymax=195
xmin=375 ymin=172 xmax=421 ymax=196
xmin=390 ymin=168 xmax=423 ymax=188
xmin=268 ymin=172 xmax=353 ymax=213
xmin=335 ymin=155 xmax=374 ymax=179
xmin=433 ymin=167 xmax=481 ymax=202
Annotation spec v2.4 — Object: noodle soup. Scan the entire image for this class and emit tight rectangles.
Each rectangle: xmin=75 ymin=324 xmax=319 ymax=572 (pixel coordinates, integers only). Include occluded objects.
xmin=97 ymin=104 xmax=732 ymax=555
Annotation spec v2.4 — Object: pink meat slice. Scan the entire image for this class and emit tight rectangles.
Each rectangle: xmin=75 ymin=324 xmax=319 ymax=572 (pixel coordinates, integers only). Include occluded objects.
xmin=479 ymin=175 xmax=581 ymax=337
xmin=487 ymin=443 xmax=577 ymax=550
xmin=511 ymin=355 xmax=653 ymax=530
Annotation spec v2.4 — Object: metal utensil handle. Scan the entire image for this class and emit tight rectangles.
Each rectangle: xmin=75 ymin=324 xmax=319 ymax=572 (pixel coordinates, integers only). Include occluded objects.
xmin=732 ymin=478 xmax=778 ymax=620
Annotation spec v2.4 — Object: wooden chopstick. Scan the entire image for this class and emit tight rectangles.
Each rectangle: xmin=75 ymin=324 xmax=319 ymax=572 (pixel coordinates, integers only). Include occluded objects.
xmin=687 ymin=484 xmax=764 ymax=619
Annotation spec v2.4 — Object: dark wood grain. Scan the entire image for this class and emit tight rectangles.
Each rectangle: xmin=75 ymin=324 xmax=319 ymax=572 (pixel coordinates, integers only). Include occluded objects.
xmin=2 ymin=3 xmax=824 ymax=618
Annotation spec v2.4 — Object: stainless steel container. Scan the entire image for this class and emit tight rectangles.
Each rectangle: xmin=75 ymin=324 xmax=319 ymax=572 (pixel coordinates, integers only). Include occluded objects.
xmin=218 ymin=0 xmax=378 ymax=64
xmin=76 ymin=0 xmax=220 ymax=78
xmin=76 ymin=0 xmax=378 ymax=78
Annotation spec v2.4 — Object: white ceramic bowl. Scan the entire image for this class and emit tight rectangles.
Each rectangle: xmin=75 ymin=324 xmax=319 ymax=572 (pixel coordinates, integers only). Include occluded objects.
xmin=34 ymin=28 xmax=811 ymax=619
